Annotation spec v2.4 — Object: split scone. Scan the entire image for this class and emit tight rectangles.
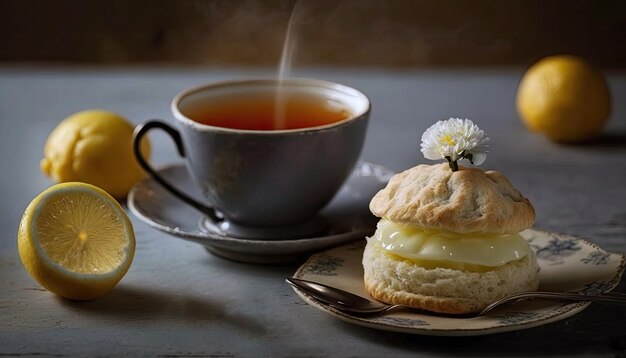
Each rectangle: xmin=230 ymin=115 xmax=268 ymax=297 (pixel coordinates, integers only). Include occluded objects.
xmin=363 ymin=163 xmax=539 ymax=314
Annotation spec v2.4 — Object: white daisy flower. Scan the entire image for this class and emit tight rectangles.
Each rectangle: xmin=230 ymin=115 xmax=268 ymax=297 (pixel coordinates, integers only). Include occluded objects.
xmin=420 ymin=118 xmax=489 ymax=171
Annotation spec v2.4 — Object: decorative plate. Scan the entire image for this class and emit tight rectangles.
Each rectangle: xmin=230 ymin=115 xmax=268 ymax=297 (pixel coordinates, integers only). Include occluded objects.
xmin=291 ymin=229 xmax=625 ymax=336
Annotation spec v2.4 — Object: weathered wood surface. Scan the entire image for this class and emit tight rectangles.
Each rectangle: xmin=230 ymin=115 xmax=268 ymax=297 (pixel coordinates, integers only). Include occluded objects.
xmin=1 ymin=67 xmax=625 ymax=357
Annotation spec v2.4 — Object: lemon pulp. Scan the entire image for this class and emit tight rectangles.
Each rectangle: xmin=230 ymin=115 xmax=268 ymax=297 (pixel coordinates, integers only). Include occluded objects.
xmin=34 ymin=191 xmax=129 ymax=274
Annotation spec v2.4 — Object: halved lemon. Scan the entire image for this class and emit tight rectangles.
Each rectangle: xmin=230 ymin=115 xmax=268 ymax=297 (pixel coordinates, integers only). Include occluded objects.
xmin=17 ymin=182 xmax=135 ymax=300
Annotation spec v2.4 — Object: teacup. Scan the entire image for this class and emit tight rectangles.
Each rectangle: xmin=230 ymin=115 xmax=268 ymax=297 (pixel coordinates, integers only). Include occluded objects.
xmin=132 ymin=78 xmax=370 ymax=239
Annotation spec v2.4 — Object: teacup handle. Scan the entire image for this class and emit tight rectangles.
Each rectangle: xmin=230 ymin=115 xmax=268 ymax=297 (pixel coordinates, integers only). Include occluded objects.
xmin=132 ymin=121 xmax=222 ymax=223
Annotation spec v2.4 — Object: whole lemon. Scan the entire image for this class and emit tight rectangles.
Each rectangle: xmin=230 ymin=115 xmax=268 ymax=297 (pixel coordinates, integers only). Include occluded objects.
xmin=516 ymin=55 xmax=611 ymax=143
xmin=40 ymin=110 xmax=150 ymax=199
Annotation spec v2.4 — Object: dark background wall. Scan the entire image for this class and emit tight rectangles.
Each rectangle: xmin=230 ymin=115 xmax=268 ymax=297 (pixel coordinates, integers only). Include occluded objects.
xmin=1 ymin=0 xmax=625 ymax=68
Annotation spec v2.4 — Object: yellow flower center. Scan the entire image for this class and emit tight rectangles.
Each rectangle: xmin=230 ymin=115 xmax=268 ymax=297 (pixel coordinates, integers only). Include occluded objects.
xmin=440 ymin=135 xmax=456 ymax=146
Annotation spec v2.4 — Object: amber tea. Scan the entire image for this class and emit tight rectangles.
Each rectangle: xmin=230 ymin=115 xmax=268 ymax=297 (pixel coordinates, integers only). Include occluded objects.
xmin=184 ymin=92 xmax=352 ymax=131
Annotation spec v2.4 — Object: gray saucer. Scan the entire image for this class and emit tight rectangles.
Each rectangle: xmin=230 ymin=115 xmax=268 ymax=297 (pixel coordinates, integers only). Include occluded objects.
xmin=127 ymin=162 xmax=394 ymax=264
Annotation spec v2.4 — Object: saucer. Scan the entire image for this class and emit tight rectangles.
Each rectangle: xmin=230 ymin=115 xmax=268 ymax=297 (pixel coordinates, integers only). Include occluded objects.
xmin=290 ymin=230 xmax=626 ymax=336
xmin=128 ymin=162 xmax=394 ymax=263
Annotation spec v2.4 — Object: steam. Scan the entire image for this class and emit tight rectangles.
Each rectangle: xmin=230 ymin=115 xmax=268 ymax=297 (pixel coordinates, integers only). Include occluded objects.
xmin=274 ymin=1 xmax=303 ymax=130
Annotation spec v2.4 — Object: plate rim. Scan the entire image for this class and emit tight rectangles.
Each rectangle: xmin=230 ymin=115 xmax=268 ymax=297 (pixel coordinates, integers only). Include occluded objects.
xmin=291 ymin=229 xmax=626 ymax=336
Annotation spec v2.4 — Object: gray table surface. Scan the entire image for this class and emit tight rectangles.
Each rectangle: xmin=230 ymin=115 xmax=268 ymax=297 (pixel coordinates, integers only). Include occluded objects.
xmin=1 ymin=66 xmax=625 ymax=357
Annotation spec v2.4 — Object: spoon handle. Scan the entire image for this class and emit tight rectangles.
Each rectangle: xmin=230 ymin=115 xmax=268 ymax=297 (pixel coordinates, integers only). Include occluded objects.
xmin=504 ymin=291 xmax=626 ymax=304
xmin=526 ymin=291 xmax=626 ymax=304
xmin=479 ymin=291 xmax=626 ymax=316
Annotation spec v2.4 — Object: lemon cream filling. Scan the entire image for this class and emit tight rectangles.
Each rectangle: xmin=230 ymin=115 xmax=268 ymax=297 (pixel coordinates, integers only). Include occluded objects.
xmin=371 ymin=219 xmax=531 ymax=271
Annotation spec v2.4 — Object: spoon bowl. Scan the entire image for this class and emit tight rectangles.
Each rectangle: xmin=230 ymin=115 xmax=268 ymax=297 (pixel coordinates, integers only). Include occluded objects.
xmin=287 ymin=277 xmax=402 ymax=314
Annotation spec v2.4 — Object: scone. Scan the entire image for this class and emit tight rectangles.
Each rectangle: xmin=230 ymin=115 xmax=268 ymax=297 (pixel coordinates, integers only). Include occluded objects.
xmin=363 ymin=163 xmax=539 ymax=314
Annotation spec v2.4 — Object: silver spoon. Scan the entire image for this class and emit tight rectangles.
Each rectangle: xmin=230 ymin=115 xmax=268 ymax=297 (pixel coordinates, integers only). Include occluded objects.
xmin=286 ymin=277 xmax=626 ymax=317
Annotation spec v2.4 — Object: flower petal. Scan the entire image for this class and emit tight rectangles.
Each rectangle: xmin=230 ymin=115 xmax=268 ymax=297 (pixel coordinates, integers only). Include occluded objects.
xmin=469 ymin=152 xmax=487 ymax=165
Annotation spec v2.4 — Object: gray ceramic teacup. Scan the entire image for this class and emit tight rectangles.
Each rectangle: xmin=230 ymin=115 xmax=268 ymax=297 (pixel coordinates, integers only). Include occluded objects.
xmin=133 ymin=78 xmax=370 ymax=239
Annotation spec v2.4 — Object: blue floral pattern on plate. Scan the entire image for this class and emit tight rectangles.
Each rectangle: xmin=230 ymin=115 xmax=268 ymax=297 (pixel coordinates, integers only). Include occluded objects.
xmin=300 ymin=254 xmax=345 ymax=276
xmin=581 ymin=251 xmax=611 ymax=265
xmin=291 ymin=229 xmax=625 ymax=336
xmin=533 ymin=235 xmax=581 ymax=261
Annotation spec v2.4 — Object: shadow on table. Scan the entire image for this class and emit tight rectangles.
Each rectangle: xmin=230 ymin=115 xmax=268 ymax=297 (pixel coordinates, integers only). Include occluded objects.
xmin=336 ymin=302 xmax=626 ymax=356
xmin=572 ymin=131 xmax=626 ymax=150
xmin=55 ymin=284 xmax=266 ymax=336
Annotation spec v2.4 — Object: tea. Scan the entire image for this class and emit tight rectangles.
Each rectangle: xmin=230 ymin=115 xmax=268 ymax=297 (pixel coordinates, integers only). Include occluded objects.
xmin=185 ymin=92 xmax=351 ymax=131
